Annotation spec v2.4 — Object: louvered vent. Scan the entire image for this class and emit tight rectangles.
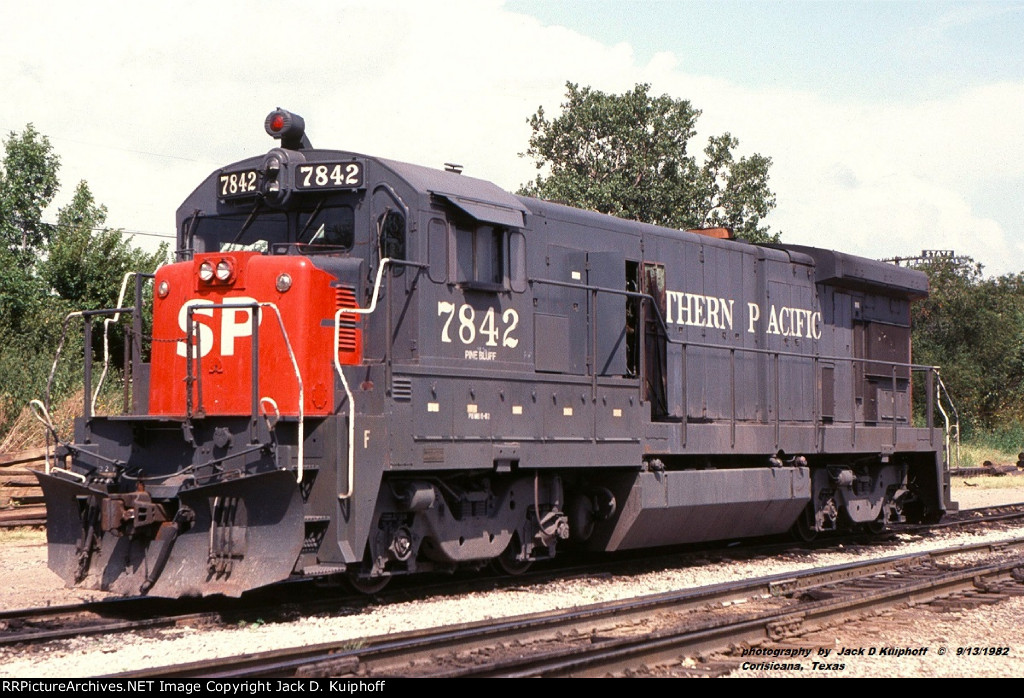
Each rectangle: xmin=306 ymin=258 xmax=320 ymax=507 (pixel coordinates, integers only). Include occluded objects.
xmin=335 ymin=285 xmax=359 ymax=356
xmin=391 ymin=376 xmax=412 ymax=401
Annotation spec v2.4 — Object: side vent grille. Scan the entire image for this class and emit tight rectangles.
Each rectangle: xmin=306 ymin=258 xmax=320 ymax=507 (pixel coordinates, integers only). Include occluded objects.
xmin=335 ymin=285 xmax=361 ymax=360
xmin=391 ymin=376 xmax=412 ymax=401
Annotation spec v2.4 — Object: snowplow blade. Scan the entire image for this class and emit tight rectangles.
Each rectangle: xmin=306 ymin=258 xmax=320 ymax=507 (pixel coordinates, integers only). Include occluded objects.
xmin=35 ymin=468 xmax=305 ymax=598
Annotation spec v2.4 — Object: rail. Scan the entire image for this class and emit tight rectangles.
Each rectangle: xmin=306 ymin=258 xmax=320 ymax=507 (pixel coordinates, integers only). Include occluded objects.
xmin=38 ymin=278 xmax=307 ymax=482
xmin=42 ymin=272 xmax=155 ymax=420
xmin=38 ymin=303 xmax=143 ymax=474
xmin=33 ymin=269 xmax=147 ymax=474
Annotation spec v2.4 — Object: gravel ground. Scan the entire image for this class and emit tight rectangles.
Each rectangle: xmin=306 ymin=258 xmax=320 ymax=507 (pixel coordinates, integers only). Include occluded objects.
xmin=2 ymin=476 xmax=1023 ymax=678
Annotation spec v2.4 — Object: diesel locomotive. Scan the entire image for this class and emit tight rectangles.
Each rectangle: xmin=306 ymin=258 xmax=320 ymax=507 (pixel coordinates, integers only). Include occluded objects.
xmin=34 ymin=109 xmax=954 ymax=597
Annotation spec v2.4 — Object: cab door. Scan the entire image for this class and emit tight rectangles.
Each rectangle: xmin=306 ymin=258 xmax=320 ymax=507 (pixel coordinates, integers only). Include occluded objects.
xmin=642 ymin=262 xmax=668 ymax=420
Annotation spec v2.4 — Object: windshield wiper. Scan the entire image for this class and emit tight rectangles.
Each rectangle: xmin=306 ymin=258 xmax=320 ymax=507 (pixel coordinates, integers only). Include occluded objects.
xmin=225 ymin=198 xmax=263 ymax=250
xmin=296 ymin=199 xmax=324 ymax=243
xmin=181 ymin=209 xmax=200 ymax=260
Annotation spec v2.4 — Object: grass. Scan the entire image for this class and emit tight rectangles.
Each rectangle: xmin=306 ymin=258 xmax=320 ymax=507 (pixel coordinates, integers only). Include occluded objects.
xmin=0 ymin=389 xmax=127 ymax=453
xmin=955 ymin=473 xmax=1024 ymax=490
xmin=0 ymin=391 xmax=83 ymax=453
xmin=957 ymin=442 xmax=1020 ymax=468
xmin=956 ymin=425 xmax=1024 ymax=469
xmin=0 ymin=528 xmax=46 ymax=544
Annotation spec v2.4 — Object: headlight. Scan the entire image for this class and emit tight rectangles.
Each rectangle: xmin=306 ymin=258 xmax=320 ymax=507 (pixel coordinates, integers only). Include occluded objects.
xmin=198 ymin=261 xmax=214 ymax=282
xmin=215 ymin=260 xmax=233 ymax=282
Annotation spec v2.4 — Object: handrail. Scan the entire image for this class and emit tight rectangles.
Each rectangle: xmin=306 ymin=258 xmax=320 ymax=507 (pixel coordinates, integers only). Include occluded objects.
xmin=531 ymin=275 xmax=934 ymax=374
xmin=45 ymin=270 xmax=156 ymax=423
xmin=185 ymin=301 xmax=306 ymax=482
xmin=91 ymin=272 xmax=154 ymax=414
xmin=259 ymin=302 xmax=305 ymax=482
xmin=44 ymin=310 xmax=85 ymax=412
xmin=934 ymin=372 xmax=961 ymax=468
xmin=529 ymin=275 xmax=939 ymax=445
xmin=39 ymin=305 xmax=135 ymax=474
xmin=332 ymin=257 xmax=427 ymax=500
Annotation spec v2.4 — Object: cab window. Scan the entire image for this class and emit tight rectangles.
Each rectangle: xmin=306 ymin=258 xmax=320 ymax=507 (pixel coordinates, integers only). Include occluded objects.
xmin=378 ymin=209 xmax=406 ymax=274
xmin=456 ymin=223 xmax=504 ymax=291
xmin=298 ymin=206 xmax=355 ymax=251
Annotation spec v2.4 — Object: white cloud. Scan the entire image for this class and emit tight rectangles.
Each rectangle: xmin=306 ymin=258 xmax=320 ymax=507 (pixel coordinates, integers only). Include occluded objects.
xmin=2 ymin=0 xmax=1021 ymax=274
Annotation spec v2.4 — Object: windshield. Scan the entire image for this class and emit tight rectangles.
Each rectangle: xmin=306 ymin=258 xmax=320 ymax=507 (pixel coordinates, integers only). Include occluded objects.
xmin=299 ymin=206 xmax=355 ymax=250
xmin=188 ymin=206 xmax=355 ymax=254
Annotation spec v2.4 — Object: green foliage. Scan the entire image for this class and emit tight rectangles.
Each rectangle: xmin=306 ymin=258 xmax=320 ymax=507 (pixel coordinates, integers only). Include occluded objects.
xmin=0 ymin=245 xmax=49 ymax=333
xmin=966 ymin=423 xmax=1024 ymax=457
xmin=0 ymin=125 xmax=166 ymax=440
xmin=0 ymin=125 xmax=60 ymax=266
xmin=957 ymin=423 xmax=1024 ymax=469
xmin=43 ymin=181 xmax=167 ymax=311
xmin=0 ymin=296 xmax=81 ymax=427
xmin=912 ymin=255 xmax=1024 ymax=433
xmin=520 ymin=82 xmax=779 ymax=243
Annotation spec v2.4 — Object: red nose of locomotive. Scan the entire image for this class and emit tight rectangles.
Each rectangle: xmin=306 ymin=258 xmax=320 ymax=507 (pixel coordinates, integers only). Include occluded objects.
xmin=149 ymin=251 xmax=360 ymax=417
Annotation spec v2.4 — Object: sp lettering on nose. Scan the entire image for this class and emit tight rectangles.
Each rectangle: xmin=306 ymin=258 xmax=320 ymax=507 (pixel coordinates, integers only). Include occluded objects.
xmin=176 ymin=297 xmax=261 ymax=358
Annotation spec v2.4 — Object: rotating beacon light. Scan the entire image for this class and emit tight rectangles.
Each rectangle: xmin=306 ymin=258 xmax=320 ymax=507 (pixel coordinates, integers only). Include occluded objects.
xmin=264 ymin=108 xmax=311 ymax=150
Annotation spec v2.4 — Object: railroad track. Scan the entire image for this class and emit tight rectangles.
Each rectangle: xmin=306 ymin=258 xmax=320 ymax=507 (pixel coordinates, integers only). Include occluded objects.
xmin=0 ymin=597 xmax=224 ymax=647
xmin=101 ymin=534 xmax=1024 ymax=678
xmin=940 ymin=502 xmax=1024 ymax=527
xmin=6 ymin=503 xmax=1024 ymax=651
xmin=0 ymin=583 xmax=368 ymax=649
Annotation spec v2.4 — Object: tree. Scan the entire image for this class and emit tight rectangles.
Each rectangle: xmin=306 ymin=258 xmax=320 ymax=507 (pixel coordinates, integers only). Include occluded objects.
xmin=0 ymin=125 xmax=166 ymax=439
xmin=44 ymin=180 xmax=167 ymax=311
xmin=520 ymin=82 xmax=779 ymax=243
xmin=912 ymin=255 xmax=1024 ymax=433
xmin=0 ymin=125 xmax=60 ymax=266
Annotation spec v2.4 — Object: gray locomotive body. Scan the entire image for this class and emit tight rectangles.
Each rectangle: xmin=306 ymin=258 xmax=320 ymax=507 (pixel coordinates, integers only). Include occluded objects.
xmin=355 ymin=184 xmax=951 ymax=576
xmin=36 ymin=111 xmax=951 ymax=596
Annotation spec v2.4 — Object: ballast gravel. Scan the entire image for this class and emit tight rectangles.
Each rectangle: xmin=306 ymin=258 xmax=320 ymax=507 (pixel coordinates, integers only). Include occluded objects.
xmin=2 ymin=479 xmax=1023 ymax=678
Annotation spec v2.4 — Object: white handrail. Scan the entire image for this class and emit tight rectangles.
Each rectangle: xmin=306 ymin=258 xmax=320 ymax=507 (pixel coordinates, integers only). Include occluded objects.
xmin=29 ymin=399 xmax=57 ymax=474
xmin=91 ymin=272 xmax=136 ymax=414
xmin=332 ymin=257 xmax=394 ymax=500
xmin=255 ymin=302 xmax=305 ymax=483
xmin=934 ymin=371 xmax=960 ymax=469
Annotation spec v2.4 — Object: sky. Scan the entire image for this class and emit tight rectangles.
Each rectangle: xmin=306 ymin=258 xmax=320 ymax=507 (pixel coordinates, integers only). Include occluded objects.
xmin=2 ymin=0 xmax=1022 ymax=274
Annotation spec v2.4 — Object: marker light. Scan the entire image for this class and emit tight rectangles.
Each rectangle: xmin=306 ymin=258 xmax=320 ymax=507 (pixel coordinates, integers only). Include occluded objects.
xmin=264 ymin=154 xmax=282 ymax=194
xmin=276 ymin=273 xmax=293 ymax=293
xmin=157 ymin=280 xmax=170 ymax=298
xmin=215 ymin=259 xmax=234 ymax=282
xmin=198 ymin=261 xmax=215 ymax=282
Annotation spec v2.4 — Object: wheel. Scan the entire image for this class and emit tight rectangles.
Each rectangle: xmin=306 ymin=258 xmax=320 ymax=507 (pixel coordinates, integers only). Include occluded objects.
xmin=492 ymin=538 xmax=532 ymax=576
xmin=346 ymin=570 xmax=390 ymax=594
xmin=791 ymin=508 xmax=818 ymax=543
xmin=865 ymin=516 xmax=887 ymax=535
